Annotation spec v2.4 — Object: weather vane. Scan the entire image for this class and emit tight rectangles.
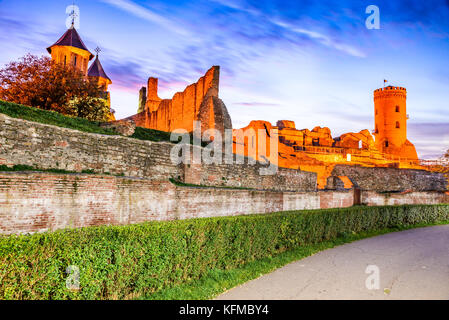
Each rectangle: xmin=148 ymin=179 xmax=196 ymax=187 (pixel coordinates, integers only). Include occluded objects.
xmin=69 ymin=9 xmax=78 ymax=27
xmin=95 ymin=47 xmax=102 ymax=56
xmin=70 ymin=1 xmax=77 ymax=27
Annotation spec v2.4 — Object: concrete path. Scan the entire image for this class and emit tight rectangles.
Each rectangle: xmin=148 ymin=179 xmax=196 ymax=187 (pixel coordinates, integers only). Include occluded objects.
xmin=216 ymin=225 xmax=449 ymax=300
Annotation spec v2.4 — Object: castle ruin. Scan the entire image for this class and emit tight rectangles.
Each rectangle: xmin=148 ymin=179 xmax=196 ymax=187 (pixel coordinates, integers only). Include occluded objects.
xmin=125 ymin=66 xmax=232 ymax=137
xmin=124 ymin=66 xmax=420 ymax=188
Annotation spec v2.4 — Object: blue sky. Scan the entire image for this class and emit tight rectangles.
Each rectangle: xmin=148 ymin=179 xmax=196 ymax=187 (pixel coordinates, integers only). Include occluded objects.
xmin=0 ymin=0 xmax=448 ymax=158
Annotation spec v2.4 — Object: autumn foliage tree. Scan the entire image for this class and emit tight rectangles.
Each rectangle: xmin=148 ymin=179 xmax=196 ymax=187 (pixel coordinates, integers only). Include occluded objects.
xmin=0 ymin=54 xmax=112 ymax=121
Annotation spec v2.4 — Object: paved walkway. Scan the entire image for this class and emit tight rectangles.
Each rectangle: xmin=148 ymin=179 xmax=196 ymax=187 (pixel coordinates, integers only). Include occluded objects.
xmin=216 ymin=225 xmax=449 ymax=300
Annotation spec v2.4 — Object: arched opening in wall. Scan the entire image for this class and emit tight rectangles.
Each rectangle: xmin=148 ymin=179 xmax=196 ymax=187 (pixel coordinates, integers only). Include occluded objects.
xmin=358 ymin=140 xmax=363 ymax=149
xmin=385 ymin=140 xmax=389 ymax=148
xmin=64 ymin=55 xmax=67 ymax=66
xmin=375 ymin=126 xmax=378 ymax=134
xmin=395 ymin=106 xmax=400 ymax=112
xmin=396 ymin=121 xmax=400 ymax=128
xmin=375 ymin=109 xmax=378 ymax=115
xmin=74 ymin=55 xmax=77 ymax=67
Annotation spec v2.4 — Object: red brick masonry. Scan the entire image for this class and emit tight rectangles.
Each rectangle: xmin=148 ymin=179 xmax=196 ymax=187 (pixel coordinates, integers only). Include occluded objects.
xmin=0 ymin=172 xmax=447 ymax=235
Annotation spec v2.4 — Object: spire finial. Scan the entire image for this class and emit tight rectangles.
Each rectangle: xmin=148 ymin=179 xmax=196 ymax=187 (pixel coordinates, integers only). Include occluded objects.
xmin=95 ymin=47 xmax=102 ymax=56
xmin=69 ymin=1 xmax=77 ymax=28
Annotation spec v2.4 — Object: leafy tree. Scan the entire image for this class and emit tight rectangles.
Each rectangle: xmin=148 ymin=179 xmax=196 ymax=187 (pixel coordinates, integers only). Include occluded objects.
xmin=0 ymin=54 xmax=113 ymax=121
xmin=66 ymin=96 xmax=112 ymax=122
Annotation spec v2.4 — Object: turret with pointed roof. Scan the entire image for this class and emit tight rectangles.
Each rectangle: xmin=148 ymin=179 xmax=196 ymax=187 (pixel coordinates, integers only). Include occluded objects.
xmin=47 ymin=19 xmax=115 ymax=121
xmin=47 ymin=25 xmax=94 ymax=76
xmin=88 ymin=53 xmax=114 ymax=120
xmin=88 ymin=55 xmax=112 ymax=90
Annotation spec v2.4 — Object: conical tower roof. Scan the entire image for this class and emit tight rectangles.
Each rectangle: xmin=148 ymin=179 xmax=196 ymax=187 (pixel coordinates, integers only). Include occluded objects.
xmin=88 ymin=55 xmax=111 ymax=82
xmin=47 ymin=26 xmax=94 ymax=60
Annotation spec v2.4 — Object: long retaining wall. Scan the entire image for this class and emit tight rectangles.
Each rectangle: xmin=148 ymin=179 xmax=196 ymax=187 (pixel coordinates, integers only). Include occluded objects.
xmin=361 ymin=191 xmax=449 ymax=206
xmin=182 ymin=160 xmax=317 ymax=192
xmin=331 ymin=164 xmax=447 ymax=192
xmin=0 ymin=113 xmax=448 ymax=235
xmin=0 ymin=113 xmax=180 ymax=180
xmin=0 ymin=113 xmax=317 ymax=192
xmin=1 ymin=113 xmax=447 ymax=193
xmin=0 ymin=172 xmax=447 ymax=235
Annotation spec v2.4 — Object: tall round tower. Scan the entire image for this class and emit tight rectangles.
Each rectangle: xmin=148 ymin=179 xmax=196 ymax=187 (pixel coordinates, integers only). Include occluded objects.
xmin=373 ymin=85 xmax=417 ymax=159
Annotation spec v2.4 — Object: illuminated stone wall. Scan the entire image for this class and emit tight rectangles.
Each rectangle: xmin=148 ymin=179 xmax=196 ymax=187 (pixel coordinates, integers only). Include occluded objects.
xmin=125 ymin=66 xmax=232 ymax=136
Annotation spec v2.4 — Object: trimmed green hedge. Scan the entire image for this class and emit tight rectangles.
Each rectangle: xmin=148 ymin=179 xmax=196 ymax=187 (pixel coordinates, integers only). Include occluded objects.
xmin=0 ymin=204 xmax=448 ymax=300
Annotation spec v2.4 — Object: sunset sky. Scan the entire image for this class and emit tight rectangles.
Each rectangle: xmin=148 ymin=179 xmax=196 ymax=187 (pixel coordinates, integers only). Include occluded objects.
xmin=0 ymin=0 xmax=448 ymax=158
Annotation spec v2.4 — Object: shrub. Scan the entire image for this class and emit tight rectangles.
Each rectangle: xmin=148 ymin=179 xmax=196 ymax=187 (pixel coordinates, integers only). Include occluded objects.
xmin=0 ymin=204 xmax=448 ymax=299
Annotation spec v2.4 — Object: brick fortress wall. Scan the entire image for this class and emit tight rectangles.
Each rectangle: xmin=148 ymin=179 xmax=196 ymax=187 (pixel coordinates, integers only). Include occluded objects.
xmin=0 ymin=114 xmax=317 ymax=192
xmin=0 ymin=172 xmax=447 ymax=235
xmin=0 ymin=113 xmax=447 ymax=234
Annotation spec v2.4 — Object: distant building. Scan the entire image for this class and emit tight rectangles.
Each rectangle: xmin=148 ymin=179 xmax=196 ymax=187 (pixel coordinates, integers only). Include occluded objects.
xmin=230 ymin=85 xmax=419 ymax=187
xmin=124 ymin=66 xmax=232 ymax=137
xmin=47 ymin=22 xmax=115 ymax=121
xmin=129 ymin=67 xmax=417 ymax=182
xmin=125 ymin=66 xmax=421 ymax=187
xmin=373 ymin=86 xmax=417 ymax=159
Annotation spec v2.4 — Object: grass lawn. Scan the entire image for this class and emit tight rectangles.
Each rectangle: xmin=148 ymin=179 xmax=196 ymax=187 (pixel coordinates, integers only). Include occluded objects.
xmin=0 ymin=99 xmax=116 ymax=135
xmin=0 ymin=99 xmax=173 ymax=143
xmin=143 ymin=220 xmax=449 ymax=300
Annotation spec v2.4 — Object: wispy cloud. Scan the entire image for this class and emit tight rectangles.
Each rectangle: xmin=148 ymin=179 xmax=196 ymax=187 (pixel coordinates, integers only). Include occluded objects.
xmin=1 ymin=0 xmax=448 ymax=159
xmin=107 ymin=59 xmax=146 ymax=90
xmin=408 ymin=123 xmax=449 ymax=159
xmin=0 ymin=15 xmax=56 ymax=64
xmin=271 ymin=20 xmax=366 ymax=58
xmin=234 ymin=102 xmax=281 ymax=107
xmin=100 ymin=0 xmax=189 ymax=35
xmin=210 ymin=0 xmax=366 ymax=58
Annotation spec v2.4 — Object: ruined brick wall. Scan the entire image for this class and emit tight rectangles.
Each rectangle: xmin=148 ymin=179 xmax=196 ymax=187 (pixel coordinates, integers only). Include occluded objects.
xmin=183 ymin=161 xmax=317 ymax=192
xmin=1 ymin=113 xmax=445 ymax=194
xmin=319 ymin=190 xmax=356 ymax=209
xmin=125 ymin=66 xmax=232 ymax=135
xmin=0 ymin=113 xmax=317 ymax=192
xmin=1 ymin=172 xmax=446 ymax=235
xmin=1 ymin=112 xmax=447 ymax=234
xmin=0 ymin=172 xmax=349 ymax=235
xmin=0 ymin=173 xmax=177 ymax=234
xmin=331 ymin=164 xmax=447 ymax=192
